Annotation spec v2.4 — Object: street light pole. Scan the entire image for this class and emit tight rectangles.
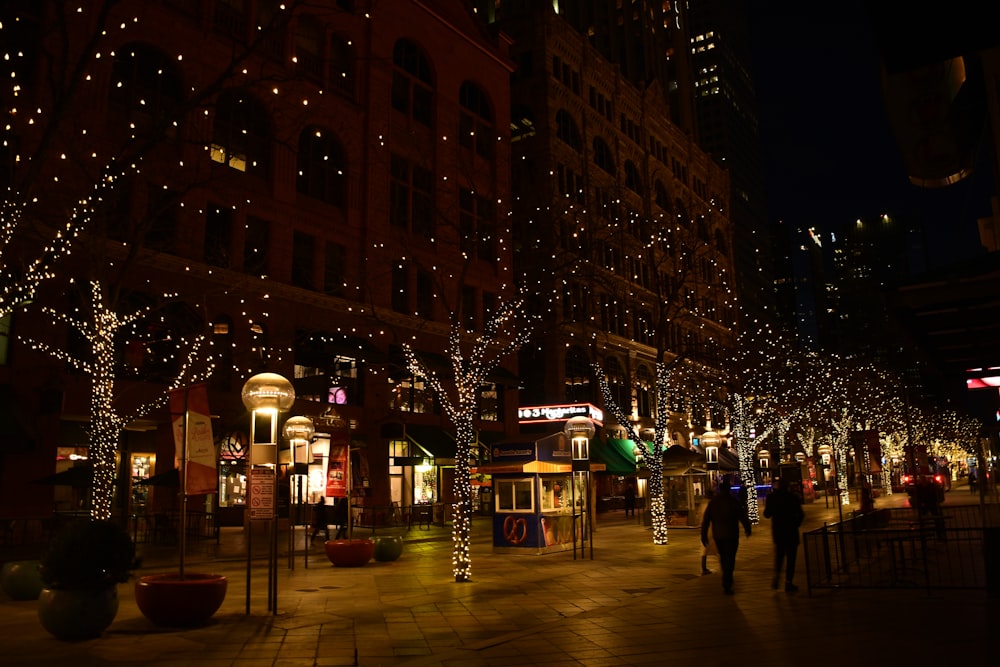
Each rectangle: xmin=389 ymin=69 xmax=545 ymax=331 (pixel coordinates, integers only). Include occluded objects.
xmin=241 ymin=372 xmax=295 ymax=615
xmin=564 ymin=416 xmax=595 ymax=560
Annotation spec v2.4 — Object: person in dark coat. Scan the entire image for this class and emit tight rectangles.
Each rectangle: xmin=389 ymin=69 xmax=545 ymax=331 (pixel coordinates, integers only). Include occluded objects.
xmin=310 ymin=500 xmax=329 ymax=543
xmin=623 ymin=481 xmax=637 ymax=517
xmin=700 ymin=478 xmax=752 ymax=595
xmin=763 ymin=477 xmax=805 ymax=593
xmin=332 ymin=496 xmax=350 ymax=539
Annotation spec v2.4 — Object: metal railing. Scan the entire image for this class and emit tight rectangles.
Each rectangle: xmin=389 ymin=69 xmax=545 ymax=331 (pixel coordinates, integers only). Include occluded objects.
xmin=803 ymin=504 xmax=1000 ymax=593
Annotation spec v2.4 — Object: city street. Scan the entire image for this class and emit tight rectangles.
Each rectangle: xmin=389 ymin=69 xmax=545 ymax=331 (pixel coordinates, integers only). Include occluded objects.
xmin=2 ymin=486 xmax=996 ymax=666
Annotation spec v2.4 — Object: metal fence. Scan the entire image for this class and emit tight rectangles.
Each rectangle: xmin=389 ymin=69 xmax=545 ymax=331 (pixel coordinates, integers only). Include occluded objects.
xmin=803 ymin=504 xmax=1000 ymax=593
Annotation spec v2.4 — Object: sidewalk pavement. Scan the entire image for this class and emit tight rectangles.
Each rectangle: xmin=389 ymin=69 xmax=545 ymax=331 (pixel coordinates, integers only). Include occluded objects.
xmin=2 ymin=490 xmax=995 ymax=667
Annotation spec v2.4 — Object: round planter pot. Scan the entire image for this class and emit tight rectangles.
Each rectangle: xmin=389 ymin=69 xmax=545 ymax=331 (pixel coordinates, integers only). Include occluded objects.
xmin=135 ymin=573 xmax=228 ymax=627
xmin=1 ymin=560 xmax=44 ymax=601
xmin=373 ymin=536 xmax=404 ymax=562
xmin=37 ymin=585 xmax=119 ymax=641
xmin=324 ymin=538 xmax=375 ymax=567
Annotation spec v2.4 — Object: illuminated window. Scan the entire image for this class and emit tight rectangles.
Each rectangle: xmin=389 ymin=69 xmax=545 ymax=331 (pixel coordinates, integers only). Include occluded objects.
xmin=496 ymin=478 xmax=534 ymax=512
xmin=211 ymin=91 xmax=271 ymax=177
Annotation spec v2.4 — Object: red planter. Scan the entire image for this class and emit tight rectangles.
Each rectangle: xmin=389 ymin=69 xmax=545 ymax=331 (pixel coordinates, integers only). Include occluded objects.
xmin=324 ymin=538 xmax=375 ymax=567
xmin=134 ymin=573 xmax=228 ymax=627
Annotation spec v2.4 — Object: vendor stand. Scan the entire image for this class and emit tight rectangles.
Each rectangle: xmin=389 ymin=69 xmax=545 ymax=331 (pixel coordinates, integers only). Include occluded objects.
xmin=479 ymin=432 xmax=604 ymax=554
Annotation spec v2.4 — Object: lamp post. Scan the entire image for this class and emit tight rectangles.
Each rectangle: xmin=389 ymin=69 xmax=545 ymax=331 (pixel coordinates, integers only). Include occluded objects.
xmin=701 ymin=424 xmax=721 ymax=492
xmin=283 ymin=415 xmax=314 ymax=569
xmin=241 ymin=372 xmax=294 ymax=615
xmin=564 ymin=416 xmax=595 ymax=560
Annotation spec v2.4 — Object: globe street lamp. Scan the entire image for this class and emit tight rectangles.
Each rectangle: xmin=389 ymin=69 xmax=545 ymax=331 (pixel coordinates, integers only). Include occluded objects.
xmin=283 ymin=415 xmax=314 ymax=568
xmin=564 ymin=416 xmax=595 ymax=560
xmin=241 ymin=372 xmax=294 ymax=615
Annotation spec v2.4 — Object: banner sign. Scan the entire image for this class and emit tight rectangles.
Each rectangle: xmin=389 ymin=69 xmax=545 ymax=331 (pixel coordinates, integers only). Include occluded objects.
xmin=325 ymin=430 xmax=349 ymax=497
xmin=170 ymin=383 xmax=217 ymax=496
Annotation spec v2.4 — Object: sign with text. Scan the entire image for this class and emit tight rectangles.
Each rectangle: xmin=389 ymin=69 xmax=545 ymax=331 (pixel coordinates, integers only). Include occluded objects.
xmin=169 ymin=383 xmax=217 ymax=496
xmin=325 ymin=430 xmax=349 ymax=497
xmin=248 ymin=468 xmax=275 ymax=520
xmin=517 ymin=403 xmax=603 ymax=425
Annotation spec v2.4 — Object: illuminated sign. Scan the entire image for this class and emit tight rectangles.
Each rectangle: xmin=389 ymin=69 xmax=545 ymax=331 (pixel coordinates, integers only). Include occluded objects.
xmin=517 ymin=403 xmax=603 ymax=425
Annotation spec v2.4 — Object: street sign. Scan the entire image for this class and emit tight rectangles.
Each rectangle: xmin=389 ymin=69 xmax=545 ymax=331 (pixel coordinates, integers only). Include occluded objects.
xmin=249 ymin=467 xmax=275 ymax=520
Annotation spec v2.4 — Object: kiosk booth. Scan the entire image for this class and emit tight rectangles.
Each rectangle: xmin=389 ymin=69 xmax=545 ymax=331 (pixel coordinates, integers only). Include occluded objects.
xmin=479 ymin=432 xmax=603 ymax=554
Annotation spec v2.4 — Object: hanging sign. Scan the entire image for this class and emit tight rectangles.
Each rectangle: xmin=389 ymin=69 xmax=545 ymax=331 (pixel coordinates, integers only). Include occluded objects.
xmin=325 ymin=430 xmax=349 ymax=497
xmin=170 ymin=383 xmax=217 ymax=495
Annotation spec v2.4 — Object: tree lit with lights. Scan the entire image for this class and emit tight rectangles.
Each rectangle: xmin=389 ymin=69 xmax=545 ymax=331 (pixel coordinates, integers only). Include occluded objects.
xmin=404 ymin=296 xmax=535 ymax=582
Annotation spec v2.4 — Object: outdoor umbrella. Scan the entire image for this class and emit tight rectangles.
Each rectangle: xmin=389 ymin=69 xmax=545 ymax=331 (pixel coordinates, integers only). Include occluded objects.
xmin=134 ymin=469 xmax=180 ymax=487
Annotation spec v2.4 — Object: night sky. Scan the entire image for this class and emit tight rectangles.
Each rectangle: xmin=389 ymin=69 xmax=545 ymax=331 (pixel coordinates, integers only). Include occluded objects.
xmin=748 ymin=0 xmax=995 ymax=271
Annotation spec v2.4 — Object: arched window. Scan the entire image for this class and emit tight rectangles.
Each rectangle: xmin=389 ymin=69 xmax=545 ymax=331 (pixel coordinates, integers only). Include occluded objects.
xmin=605 ymin=356 xmax=631 ymax=413
xmin=593 ymin=137 xmax=615 ymax=175
xmin=654 ymin=180 xmax=670 ymax=211
xmin=459 ymin=81 xmax=494 ymax=159
xmin=297 ymin=126 xmax=346 ymax=207
xmin=555 ymin=109 xmax=582 ymax=151
xmin=392 ymin=39 xmax=433 ymax=126
xmin=636 ymin=364 xmax=653 ymax=418
xmin=564 ymin=346 xmax=591 ymax=404
xmin=108 ymin=42 xmax=184 ymax=139
xmin=211 ymin=91 xmax=271 ymax=178
xmin=624 ymin=160 xmax=642 ymax=192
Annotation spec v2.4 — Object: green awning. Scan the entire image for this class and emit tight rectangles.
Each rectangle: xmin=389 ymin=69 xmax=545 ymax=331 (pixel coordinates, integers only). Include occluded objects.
xmin=593 ymin=438 xmax=638 ymax=475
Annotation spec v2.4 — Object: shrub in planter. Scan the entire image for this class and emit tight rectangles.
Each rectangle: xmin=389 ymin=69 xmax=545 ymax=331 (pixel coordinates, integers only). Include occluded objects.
xmin=1 ymin=560 xmax=44 ymax=600
xmin=37 ymin=519 xmax=135 ymax=641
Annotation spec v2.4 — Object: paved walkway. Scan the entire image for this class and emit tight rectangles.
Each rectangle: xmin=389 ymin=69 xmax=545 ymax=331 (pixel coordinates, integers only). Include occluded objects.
xmin=2 ymin=489 xmax=996 ymax=666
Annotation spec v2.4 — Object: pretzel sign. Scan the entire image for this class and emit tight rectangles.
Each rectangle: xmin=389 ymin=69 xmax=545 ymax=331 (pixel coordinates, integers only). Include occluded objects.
xmin=502 ymin=515 xmax=528 ymax=544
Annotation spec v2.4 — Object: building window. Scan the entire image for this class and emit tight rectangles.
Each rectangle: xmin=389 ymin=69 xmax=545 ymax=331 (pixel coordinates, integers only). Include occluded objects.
xmin=593 ymin=137 xmax=615 ymax=175
xmin=324 ymin=241 xmax=345 ymax=296
xmin=108 ymin=42 xmax=183 ymax=140
xmin=605 ymin=356 xmax=631 ymax=414
xmin=624 ymin=160 xmax=642 ymax=192
xmin=636 ymin=364 xmax=653 ymax=418
xmin=389 ymin=154 xmax=434 ymax=237
xmin=244 ymin=215 xmax=270 ymax=277
xmin=496 ymin=478 xmax=534 ymax=512
xmin=459 ymin=81 xmax=494 ymax=160
xmin=294 ymin=14 xmax=324 ymax=83
xmin=391 ymin=262 xmax=408 ymax=313
xmin=292 ymin=231 xmax=315 ymax=289
xmin=211 ymin=91 xmax=271 ymax=178
xmin=210 ymin=316 xmax=233 ymax=390
xmin=204 ymin=204 xmax=232 ymax=268
xmin=297 ymin=126 xmax=346 ymax=207
xmin=564 ymin=345 xmax=591 ymax=403
xmin=555 ymin=109 xmax=582 ymax=151
xmin=145 ymin=188 xmax=179 ymax=254
xmin=391 ymin=39 xmax=433 ymax=127
xmin=478 ymin=382 xmax=501 ymax=422
xmin=416 ymin=268 xmax=434 ymax=319
xmin=459 ymin=188 xmax=496 ymax=262
xmin=330 ymin=33 xmax=353 ymax=93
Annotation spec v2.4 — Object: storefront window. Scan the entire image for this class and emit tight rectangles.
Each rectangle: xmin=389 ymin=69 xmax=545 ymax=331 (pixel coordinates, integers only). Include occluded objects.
xmin=218 ymin=462 xmax=247 ymax=507
xmin=414 ymin=464 xmax=437 ymax=504
xmin=496 ymin=478 xmax=534 ymax=512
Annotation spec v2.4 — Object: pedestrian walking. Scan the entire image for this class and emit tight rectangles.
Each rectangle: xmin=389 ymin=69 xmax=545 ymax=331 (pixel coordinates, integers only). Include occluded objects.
xmin=763 ymin=477 xmax=805 ymax=593
xmin=969 ymin=470 xmax=977 ymax=494
xmin=624 ymin=481 xmax=637 ymax=517
xmin=310 ymin=499 xmax=329 ymax=543
xmin=332 ymin=496 xmax=350 ymax=539
xmin=698 ymin=486 xmax=717 ymax=575
xmin=700 ymin=478 xmax=752 ymax=595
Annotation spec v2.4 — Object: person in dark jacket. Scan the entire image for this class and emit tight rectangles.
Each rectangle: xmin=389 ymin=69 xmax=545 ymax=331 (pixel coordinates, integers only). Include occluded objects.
xmin=332 ymin=496 xmax=350 ymax=539
xmin=763 ymin=477 xmax=805 ymax=593
xmin=700 ymin=478 xmax=752 ymax=595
